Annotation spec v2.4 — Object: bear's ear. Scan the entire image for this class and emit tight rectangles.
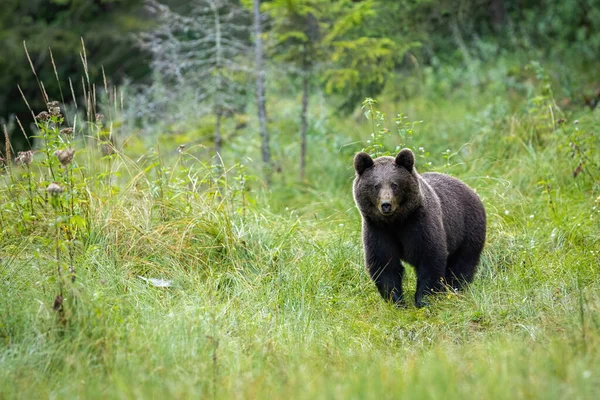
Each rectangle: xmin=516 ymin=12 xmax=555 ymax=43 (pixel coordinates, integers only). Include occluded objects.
xmin=395 ymin=148 xmax=415 ymax=172
xmin=354 ymin=152 xmax=374 ymax=175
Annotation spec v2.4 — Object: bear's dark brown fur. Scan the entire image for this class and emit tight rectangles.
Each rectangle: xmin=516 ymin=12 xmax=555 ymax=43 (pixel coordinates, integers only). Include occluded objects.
xmin=353 ymin=149 xmax=486 ymax=307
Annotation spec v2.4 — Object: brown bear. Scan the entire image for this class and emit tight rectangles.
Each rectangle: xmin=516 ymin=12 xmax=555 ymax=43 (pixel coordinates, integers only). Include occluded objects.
xmin=353 ymin=149 xmax=486 ymax=307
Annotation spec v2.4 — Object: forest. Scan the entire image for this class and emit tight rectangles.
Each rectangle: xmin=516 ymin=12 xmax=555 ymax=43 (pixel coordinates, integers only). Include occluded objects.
xmin=1 ymin=0 xmax=599 ymax=398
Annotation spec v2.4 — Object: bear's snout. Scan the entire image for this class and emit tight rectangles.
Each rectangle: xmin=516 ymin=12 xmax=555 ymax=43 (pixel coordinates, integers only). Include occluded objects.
xmin=378 ymin=187 xmax=396 ymax=215
xmin=381 ymin=202 xmax=392 ymax=214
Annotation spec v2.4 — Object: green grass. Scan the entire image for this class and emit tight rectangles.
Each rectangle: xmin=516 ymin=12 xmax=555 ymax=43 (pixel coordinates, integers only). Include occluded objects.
xmin=1 ymin=61 xmax=600 ymax=399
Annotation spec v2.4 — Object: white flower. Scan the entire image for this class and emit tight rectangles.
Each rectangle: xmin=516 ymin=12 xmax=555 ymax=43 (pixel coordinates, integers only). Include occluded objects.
xmin=583 ymin=370 xmax=591 ymax=379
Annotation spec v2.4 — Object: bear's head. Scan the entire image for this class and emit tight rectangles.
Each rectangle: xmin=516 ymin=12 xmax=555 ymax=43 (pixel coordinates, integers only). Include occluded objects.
xmin=353 ymin=149 xmax=422 ymax=224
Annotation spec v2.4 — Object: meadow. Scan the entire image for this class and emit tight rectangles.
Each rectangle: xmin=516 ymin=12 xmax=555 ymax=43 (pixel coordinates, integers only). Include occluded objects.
xmin=1 ymin=55 xmax=599 ymax=399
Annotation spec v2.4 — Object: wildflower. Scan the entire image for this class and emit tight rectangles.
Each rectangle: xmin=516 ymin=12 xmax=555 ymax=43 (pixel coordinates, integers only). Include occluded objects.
xmin=47 ymin=183 xmax=63 ymax=196
xmin=35 ymin=111 xmax=50 ymax=121
xmin=60 ymin=127 xmax=74 ymax=136
xmin=95 ymin=113 xmax=104 ymax=123
xmin=15 ymin=150 xmax=33 ymax=166
xmin=504 ymin=210 xmax=510 ymax=215
xmin=529 ymin=214 xmax=534 ymax=219
xmin=54 ymin=148 xmax=75 ymax=166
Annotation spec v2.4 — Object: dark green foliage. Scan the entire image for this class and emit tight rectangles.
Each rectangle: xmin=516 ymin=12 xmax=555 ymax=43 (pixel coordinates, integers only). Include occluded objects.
xmin=0 ymin=0 xmax=150 ymax=153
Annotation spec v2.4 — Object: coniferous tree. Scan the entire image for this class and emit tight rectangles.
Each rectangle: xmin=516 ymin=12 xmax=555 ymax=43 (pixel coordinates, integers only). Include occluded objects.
xmin=263 ymin=0 xmax=324 ymax=181
xmin=0 ymin=0 xmax=149 ymax=155
xmin=264 ymin=0 xmax=398 ymax=180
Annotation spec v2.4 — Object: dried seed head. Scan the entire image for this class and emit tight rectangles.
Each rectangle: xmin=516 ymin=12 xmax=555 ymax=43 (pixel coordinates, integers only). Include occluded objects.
xmin=35 ymin=111 xmax=50 ymax=121
xmin=47 ymin=182 xmax=64 ymax=195
xmin=15 ymin=150 xmax=33 ymax=166
xmin=101 ymin=143 xmax=115 ymax=156
xmin=47 ymin=101 xmax=59 ymax=108
xmin=53 ymin=294 xmax=63 ymax=311
xmin=49 ymin=106 xmax=61 ymax=117
xmin=54 ymin=148 xmax=75 ymax=166
xmin=60 ymin=127 xmax=74 ymax=136
xmin=177 ymin=144 xmax=186 ymax=153
xmin=573 ymin=161 xmax=583 ymax=178
xmin=95 ymin=113 xmax=104 ymax=123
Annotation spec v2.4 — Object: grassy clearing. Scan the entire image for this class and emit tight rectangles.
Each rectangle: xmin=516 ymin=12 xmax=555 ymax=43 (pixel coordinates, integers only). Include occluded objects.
xmin=1 ymin=59 xmax=600 ymax=398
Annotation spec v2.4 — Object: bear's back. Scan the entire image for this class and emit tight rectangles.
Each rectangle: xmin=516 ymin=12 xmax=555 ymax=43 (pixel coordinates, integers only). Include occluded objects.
xmin=421 ymin=172 xmax=486 ymax=255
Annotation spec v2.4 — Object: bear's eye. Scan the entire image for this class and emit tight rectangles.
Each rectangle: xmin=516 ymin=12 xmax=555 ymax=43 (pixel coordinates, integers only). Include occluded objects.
xmin=391 ymin=183 xmax=398 ymax=190
xmin=374 ymin=183 xmax=381 ymax=190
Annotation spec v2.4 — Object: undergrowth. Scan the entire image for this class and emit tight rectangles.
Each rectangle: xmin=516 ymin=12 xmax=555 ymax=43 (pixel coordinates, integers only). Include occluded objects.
xmin=1 ymin=55 xmax=599 ymax=399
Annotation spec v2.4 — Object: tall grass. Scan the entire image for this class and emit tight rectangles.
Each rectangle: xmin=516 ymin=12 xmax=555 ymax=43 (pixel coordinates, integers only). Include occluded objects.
xmin=1 ymin=49 xmax=599 ymax=399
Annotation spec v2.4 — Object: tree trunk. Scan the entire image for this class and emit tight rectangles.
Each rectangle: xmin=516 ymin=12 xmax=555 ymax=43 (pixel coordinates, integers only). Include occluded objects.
xmin=300 ymin=62 xmax=309 ymax=182
xmin=212 ymin=0 xmax=223 ymax=165
xmin=254 ymin=0 xmax=271 ymax=185
xmin=489 ymin=0 xmax=506 ymax=30
xmin=215 ymin=105 xmax=222 ymax=161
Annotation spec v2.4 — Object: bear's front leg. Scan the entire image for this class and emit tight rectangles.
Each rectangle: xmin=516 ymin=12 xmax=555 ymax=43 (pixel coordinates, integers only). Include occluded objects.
xmin=369 ymin=260 xmax=404 ymax=305
xmin=363 ymin=227 xmax=404 ymax=305
xmin=414 ymin=259 xmax=446 ymax=308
